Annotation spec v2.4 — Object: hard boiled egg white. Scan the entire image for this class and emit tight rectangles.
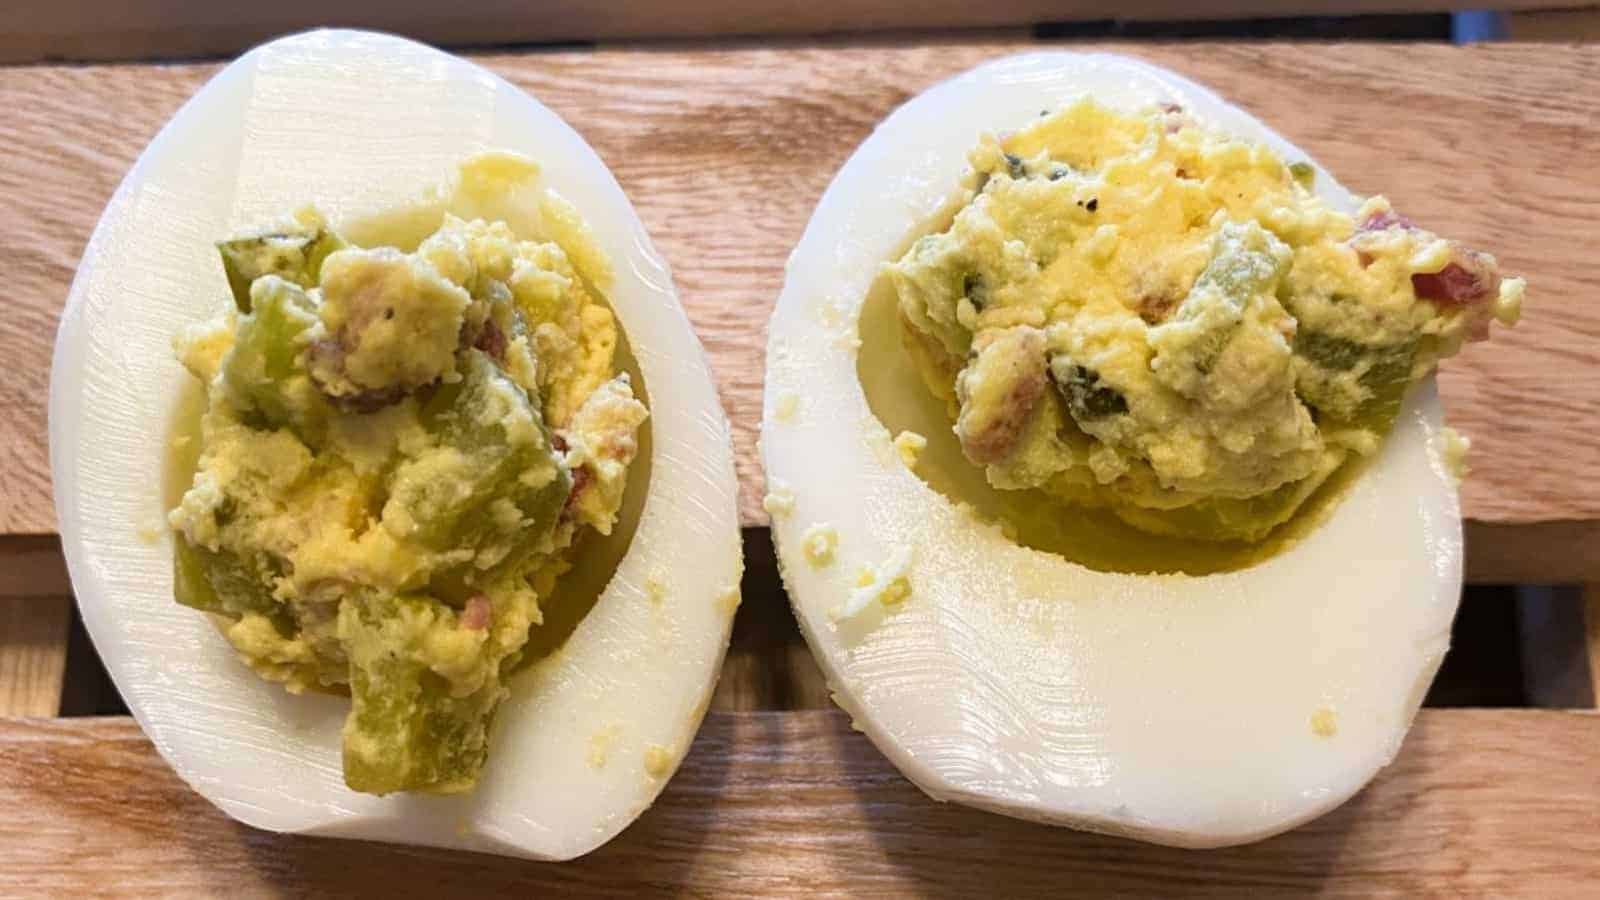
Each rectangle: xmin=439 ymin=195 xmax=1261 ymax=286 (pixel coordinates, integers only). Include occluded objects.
xmin=50 ymin=30 xmax=742 ymax=860
xmin=762 ymin=52 xmax=1461 ymax=848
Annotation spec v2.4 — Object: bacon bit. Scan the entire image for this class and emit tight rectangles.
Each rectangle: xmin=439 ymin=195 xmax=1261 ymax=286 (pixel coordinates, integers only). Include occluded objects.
xmin=1158 ymin=102 xmax=1187 ymax=134
xmin=562 ymin=465 xmax=592 ymax=518
xmin=306 ymin=338 xmax=344 ymax=379
xmin=963 ymin=373 xmax=1045 ymax=465
xmin=462 ymin=594 xmax=492 ymax=631
xmin=473 ymin=316 xmax=508 ymax=362
xmin=306 ymin=337 xmax=412 ymax=413
xmin=306 ymin=338 xmax=417 ymax=413
xmin=551 ymin=433 xmax=569 ymax=453
xmin=1351 ymin=206 xmax=1413 ymax=269
xmin=604 ymin=436 xmax=636 ymax=462
xmin=1358 ymin=209 xmax=1415 ymax=232
xmin=1138 ymin=292 xmax=1180 ymax=325
xmin=957 ymin=327 xmax=1048 ymax=465
xmin=1412 ymin=251 xmax=1501 ymax=308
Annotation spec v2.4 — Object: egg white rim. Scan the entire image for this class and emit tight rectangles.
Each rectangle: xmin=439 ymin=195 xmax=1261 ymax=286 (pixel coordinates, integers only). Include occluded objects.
xmin=49 ymin=29 xmax=742 ymax=860
xmin=762 ymin=51 xmax=1462 ymax=848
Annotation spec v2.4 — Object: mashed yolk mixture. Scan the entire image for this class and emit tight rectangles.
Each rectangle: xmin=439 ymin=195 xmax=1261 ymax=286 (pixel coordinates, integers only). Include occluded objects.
xmin=169 ymin=155 xmax=647 ymax=795
xmin=890 ymin=100 xmax=1522 ymax=542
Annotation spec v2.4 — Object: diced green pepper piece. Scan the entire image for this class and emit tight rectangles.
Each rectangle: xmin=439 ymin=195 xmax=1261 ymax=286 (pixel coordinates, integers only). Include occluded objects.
xmin=1288 ymin=161 xmax=1316 ymax=190
xmin=223 ymin=278 xmax=327 ymax=439
xmin=1293 ymin=329 xmax=1367 ymax=371
xmin=1160 ymin=222 xmax=1290 ymax=376
xmin=1293 ymin=329 xmax=1417 ymax=432
xmin=400 ymin=350 xmax=571 ymax=556
xmin=219 ymin=228 xmax=345 ymax=313
xmin=340 ymin=591 xmax=499 ymax=794
xmin=1054 ymin=362 xmax=1128 ymax=421
xmin=961 ymin=272 xmax=989 ymax=311
xmin=1349 ymin=344 xmax=1416 ymax=433
xmin=1193 ymin=221 xmax=1288 ymax=300
xmin=173 ymin=532 xmax=293 ymax=634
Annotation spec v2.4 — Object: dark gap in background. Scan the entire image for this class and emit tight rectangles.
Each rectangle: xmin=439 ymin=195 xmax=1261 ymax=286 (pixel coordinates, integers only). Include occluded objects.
xmin=23 ymin=39 xmax=598 ymax=68
xmin=1035 ymin=14 xmax=1453 ymax=42
xmin=59 ymin=606 xmax=128 ymax=716
xmin=1426 ymin=585 xmax=1530 ymax=707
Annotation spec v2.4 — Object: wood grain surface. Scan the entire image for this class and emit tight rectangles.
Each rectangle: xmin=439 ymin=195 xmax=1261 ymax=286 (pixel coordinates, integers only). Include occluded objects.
xmin=6 ymin=41 xmax=1599 ymax=578
xmin=4 ymin=36 xmax=1598 ymax=897
xmin=0 ymin=537 xmax=72 ymax=716
xmin=0 ymin=596 xmax=70 ymax=717
xmin=1 ymin=710 xmax=1596 ymax=896
xmin=0 ymin=1 xmax=1568 ymax=65
xmin=1508 ymin=5 xmax=1600 ymax=41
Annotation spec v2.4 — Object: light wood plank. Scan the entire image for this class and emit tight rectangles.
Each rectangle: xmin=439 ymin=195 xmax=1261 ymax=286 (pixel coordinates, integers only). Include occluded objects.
xmin=0 ymin=537 xmax=72 ymax=716
xmin=1508 ymin=5 xmax=1600 ymax=40
xmin=0 ymin=711 xmax=1596 ymax=895
xmin=0 ymin=535 xmax=71 ymax=599
xmin=0 ymin=595 xmax=69 ymax=717
xmin=6 ymin=42 xmax=1598 ymax=582
xmin=0 ymin=2 xmax=1570 ymax=65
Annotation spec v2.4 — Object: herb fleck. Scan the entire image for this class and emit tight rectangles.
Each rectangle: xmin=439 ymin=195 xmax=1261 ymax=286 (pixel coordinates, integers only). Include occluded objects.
xmin=1055 ymin=363 xmax=1129 ymax=420
xmin=962 ymin=272 xmax=989 ymax=310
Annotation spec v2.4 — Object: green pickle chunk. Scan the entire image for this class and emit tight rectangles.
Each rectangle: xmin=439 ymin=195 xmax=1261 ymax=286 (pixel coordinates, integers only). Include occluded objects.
xmin=1293 ymin=329 xmax=1419 ymax=431
xmin=222 ymin=277 xmax=330 ymax=441
xmin=339 ymin=591 xmax=501 ymax=795
xmin=219 ymin=227 xmax=345 ymax=313
xmin=173 ymin=533 xmax=293 ymax=635
xmin=399 ymin=350 xmax=571 ymax=554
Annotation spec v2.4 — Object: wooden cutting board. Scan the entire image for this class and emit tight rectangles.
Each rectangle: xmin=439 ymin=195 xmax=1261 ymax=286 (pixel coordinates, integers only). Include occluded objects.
xmin=2 ymin=36 xmax=1598 ymax=895
xmin=3 ymin=39 xmax=1599 ymax=577
xmin=2 ymin=711 xmax=1598 ymax=896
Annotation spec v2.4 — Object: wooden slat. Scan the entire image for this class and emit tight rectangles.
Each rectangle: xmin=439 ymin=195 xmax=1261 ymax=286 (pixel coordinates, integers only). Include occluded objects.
xmin=710 ymin=529 xmax=830 ymax=711
xmin=0 ymin=537 xmax=72 ymax=716
xmin=0 ymin=710 xmax=1596 ymax=895
xmin=0 ymin=1 xmax=1569 ymax=65
xmin=7 ymin=41 xmax=1599 ymax=582
xmin=1508 ymin=4 xmax=1600 ymax=40
xmin=1464 ymin=520 xmax=1600 ymax=584
xmin=0 ymin=596 xmax=69 ymax=717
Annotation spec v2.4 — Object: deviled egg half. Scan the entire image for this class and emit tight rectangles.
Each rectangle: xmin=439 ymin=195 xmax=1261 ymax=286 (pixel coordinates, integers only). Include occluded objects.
xmin=50 ymin=30 xmax=741 ymax=860
xmin=763 ymin=53 xmax=1521 ymax=847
